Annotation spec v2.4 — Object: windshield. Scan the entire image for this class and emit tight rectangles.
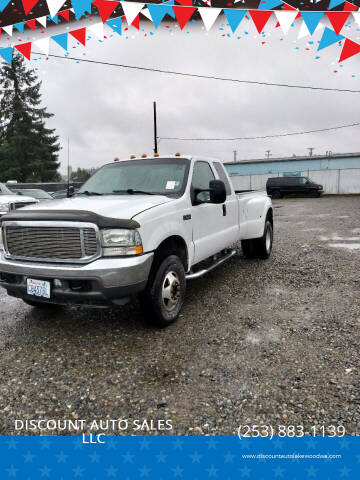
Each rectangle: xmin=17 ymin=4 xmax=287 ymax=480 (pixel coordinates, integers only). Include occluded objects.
xmin=0 ymin=183 xmax=15 ymax=195
xmin=78 ymin=158 xmax=190 ymax=196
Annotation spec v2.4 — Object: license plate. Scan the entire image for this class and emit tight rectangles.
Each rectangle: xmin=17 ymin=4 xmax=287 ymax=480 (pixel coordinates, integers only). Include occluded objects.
xmin=27 ymin=278 xmax=51 ymax=299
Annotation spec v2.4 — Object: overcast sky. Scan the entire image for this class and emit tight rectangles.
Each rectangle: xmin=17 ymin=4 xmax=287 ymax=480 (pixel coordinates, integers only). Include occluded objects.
xmin=2 ymin=13 xmax=360 ymax=173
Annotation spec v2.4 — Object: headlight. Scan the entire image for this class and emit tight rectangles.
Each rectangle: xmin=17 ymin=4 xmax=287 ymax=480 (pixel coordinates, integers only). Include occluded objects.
xmin=101 ymin=229 xmax=143 ymax=256
xmin=0 ymin=203 xmax=10 ymax=212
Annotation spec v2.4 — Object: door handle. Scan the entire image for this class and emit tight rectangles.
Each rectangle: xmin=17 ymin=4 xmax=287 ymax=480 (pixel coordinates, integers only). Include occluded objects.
xmin=222 ymin=204 xmax=226 ymax=216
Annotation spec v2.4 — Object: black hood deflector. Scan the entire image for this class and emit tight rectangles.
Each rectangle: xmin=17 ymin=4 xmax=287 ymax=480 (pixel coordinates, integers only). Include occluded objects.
xmin=1 ymin=210 xmax=140 ymax=229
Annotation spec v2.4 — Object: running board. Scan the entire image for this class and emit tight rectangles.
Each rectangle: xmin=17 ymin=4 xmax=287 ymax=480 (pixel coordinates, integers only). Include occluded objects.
xmin=186 ymin=249 xmax=237 ymax=280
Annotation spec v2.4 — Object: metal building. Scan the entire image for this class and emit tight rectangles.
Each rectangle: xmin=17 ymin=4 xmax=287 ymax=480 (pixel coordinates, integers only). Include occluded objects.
xmin=224 ymin=152 xmax=360 ymax=194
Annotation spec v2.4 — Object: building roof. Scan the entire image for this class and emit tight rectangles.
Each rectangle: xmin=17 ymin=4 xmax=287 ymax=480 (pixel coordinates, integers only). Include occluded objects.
xmin=224 ymin=152 xmax=360 ymax=166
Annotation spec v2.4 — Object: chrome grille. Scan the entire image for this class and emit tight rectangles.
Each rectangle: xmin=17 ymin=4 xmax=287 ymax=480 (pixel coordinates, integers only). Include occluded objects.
xmin=3 ymin=223 xmax=99 ymax=262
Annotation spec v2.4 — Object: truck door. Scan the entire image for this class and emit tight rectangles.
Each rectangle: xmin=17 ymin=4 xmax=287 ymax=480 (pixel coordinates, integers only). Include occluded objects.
xmin=191 ymin=161 xmax=237 ymax=264
xmin=213 ymin=161 xmax=239 ymax=244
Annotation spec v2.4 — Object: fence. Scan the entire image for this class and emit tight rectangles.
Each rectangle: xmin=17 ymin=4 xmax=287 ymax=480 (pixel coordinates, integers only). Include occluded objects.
xmin=228 ymin=168 xmax=360 ymax=194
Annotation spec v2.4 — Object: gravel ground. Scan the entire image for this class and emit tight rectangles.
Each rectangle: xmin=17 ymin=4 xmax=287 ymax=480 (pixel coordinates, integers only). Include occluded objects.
xmin=0 ymin=195 xmax=359 ymax=436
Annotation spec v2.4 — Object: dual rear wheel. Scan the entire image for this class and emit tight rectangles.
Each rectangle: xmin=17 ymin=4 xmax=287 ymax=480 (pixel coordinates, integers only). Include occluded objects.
xmin=241 ymin=220 xmax=273 ymax=260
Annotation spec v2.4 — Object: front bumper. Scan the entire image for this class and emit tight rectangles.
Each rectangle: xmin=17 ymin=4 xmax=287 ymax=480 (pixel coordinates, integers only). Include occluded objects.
xmin=0 ymin=252 xmax=154 ymax=307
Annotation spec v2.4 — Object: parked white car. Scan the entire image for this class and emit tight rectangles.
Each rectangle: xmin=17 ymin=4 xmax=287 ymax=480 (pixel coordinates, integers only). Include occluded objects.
xmin=0 ymin=182 xmax=39 ymax=216
xmin=0 ymin=155 xmax=273 ymax=327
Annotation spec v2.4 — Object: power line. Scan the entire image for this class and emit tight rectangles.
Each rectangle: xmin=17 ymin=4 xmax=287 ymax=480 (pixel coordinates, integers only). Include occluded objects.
xmin=32 ymin=52 xmax=360 ymax=94
xmin=158 ymin=121 xmax=360 ymax=141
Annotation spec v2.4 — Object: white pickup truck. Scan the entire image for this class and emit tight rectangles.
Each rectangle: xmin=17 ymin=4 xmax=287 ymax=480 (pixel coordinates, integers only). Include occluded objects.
xmin=0 ymin=155 xmax=273 ymax=327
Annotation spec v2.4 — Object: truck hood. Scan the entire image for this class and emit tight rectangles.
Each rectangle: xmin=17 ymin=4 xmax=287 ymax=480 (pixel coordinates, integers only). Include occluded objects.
xmin=19 ymin=194 xmax=173 ymax=220
xmin=0 ymin=194 xmax=38 ymax=204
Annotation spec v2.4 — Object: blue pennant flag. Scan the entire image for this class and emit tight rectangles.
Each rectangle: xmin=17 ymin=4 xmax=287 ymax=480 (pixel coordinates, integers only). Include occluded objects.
xmin=258 ymin=0 xmax=283 ymax=10
xmin=51 ymin=32 xmax=68 ymax=51
xmin=147 ymin=3 xmax=175 ymax=28
xmin=301 ymin=12 xmax=323 ymax=35
xmin=0 ymin=47 xmax=12 ymax=64
xmin=106 ymin=17 xmax=122 ymax=36
xmin=318 ymin=26 xmax=344 ymax=51
xmin=14 ymin=22 xmax=25 ymax=33
xmin=72 ymin=0 xmax=92 ymax=20
xmin=328 ymin=0 xmax=344 ymax=9
xmin=48 ymin=14 xmax=59 ymax=24
xmin=224 ymin=9 xmax=247 ymax=33
xmin=0 ymin=0 xmax=10 ymax=11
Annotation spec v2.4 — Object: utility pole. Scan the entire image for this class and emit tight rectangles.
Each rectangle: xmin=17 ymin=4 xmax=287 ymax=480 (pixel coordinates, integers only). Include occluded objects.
xmin=66 ymin=137 xmax=71 ymax=197
xmin=153 ymin=101 xmax=158 ymax=155
xmin=265 ymin=150 xmax=271 ymax=160
xmin=233 ymin=150 xmax=237 ymax=163
xmin=308 ymin=147 xmax=314 ymax=157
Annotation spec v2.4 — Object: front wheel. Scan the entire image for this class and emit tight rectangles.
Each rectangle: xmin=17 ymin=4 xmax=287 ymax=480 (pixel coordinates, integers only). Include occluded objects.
xmin=139 ymin=255 xmax=186 ymax=327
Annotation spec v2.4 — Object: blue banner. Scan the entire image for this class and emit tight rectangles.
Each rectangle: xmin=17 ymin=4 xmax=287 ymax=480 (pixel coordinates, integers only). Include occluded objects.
xmin=0 ymin=435 xmax=358 ymax=479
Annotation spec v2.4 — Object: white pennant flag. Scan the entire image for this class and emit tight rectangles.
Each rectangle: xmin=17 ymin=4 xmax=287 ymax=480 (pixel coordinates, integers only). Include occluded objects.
xmin=37 ymin=16 xmax=47 ymax=27
xmin=34 ymin=37 xmax=50 ymax=55
xmin=274 ymin=11 xmax=298 ymax=35
xmin=121 ymin=1 xmax=144 ymax=25
xmin=46 ymin=0 xmax=66 ymax=18
xmin=297 ymin=19 xmax=323 ymax=39
xmin=3 ymin=25 xmax=13 ymax=36
xmin=198 ymin=7 xmax=221 ymax=32
xmin=141 ymin=7 xmax=152 ymax=21
xmin=88 ymin=22 xmax=104 ymax=39
xmin=353 ymin=12 xmax=360 ymax=27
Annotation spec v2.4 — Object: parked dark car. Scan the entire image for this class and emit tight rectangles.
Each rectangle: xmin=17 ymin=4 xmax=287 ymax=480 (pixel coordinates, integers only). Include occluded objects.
xmin=11 ymin=188 xmax=53 ymax=201
xmin=51 ymin=188 xmax=79 ymax=199
xmin=266 ymin=176 xmax=323 ymax=198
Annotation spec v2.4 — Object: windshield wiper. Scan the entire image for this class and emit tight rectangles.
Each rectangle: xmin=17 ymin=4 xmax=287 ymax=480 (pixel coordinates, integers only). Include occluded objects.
xmin=78 ymin=190 xmax=103 ymax=196
xmin=112 ymin=189 xmax=156 ymax=195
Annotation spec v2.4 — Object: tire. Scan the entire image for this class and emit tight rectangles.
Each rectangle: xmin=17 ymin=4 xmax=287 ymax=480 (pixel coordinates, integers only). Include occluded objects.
xmin=272 ymin=190 xmax=281 ymax=199
xmin=241 ymin=238 xmax=256 ymax=259
xmin=310 ymin=190 xmax=320 ymax=198
xmin=139 ymin=255 xmax=186 ymax=327
xmin=241 ymin=220 xmax=273 ymax=260
xmin=23 ymin=299 xmax=61 ymax=308
xmin=254 ymin=220 xmax=273 ymax=259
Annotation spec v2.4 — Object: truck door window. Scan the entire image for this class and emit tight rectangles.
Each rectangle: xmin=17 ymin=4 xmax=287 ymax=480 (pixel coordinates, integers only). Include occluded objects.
xmin=213 ymin=162 xmax=231 ymax=195
xmin=191 ymin=162 xmax=215 ymax=203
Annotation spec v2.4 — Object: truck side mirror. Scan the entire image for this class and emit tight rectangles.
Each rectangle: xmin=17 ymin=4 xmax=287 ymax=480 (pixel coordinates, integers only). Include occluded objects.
xmin=209 ymin=180 xmax=226 ymax=204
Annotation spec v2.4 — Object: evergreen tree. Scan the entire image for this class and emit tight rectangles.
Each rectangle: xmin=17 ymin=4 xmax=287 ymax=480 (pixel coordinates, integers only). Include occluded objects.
xmin=0 ymin=54 xmax=60 ymax=182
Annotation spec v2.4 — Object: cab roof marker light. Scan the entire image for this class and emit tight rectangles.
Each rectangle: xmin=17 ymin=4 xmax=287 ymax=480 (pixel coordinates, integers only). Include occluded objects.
xmin=130 ymin=155 xmax=136 ymax=159
xmin=175 ymin=153 xmax=181 ymax=156
xmin=141 ymin=154 xmax=147 ymax=158
xmin=154 ymin=153 xmax=159 ymax=157
xmin=114 ymin=157 xmax=119 ymax=162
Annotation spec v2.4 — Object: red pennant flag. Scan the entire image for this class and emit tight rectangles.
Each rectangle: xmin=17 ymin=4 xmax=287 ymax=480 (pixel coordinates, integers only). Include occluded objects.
xmin=249 ymin=10 xmax=272 ymax=34
xmin=26 ymin=19 xmax=36 ymax=30
xmin=339 ymin=38 xmax=360 ymax=61
xmin=176 ymin=0 xmax=193 ymax=5
xmin=22 ymin=0 xmax=38 ymax=14
xmin=70 ymin=27 xmax=86 ymax=46
xmin=131 ymin=14 xmax=139 ymax=29
xmin=58 ymin=9 xmax=70 ymax=21
xmin=92 ymin=0 xmax=119 ymax=23
xmin=173 ymin=6 xmax=196 ymax=30
xmin=14 ymin=42 xmax=32 ymax=60
xmin=343 ymin=1 xmax=358 ymax=10
xmin=326 ymin=12 xmax=350 ymax=35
